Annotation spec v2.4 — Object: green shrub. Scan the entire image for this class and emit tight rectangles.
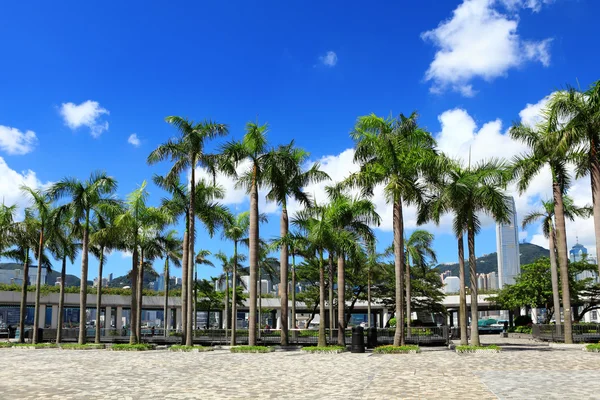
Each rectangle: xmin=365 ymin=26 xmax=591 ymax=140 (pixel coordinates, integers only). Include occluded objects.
xmin=301 ymin=346 xmax=345 ymax=353
xmin=169 ymin=345 xmax=214 ymax=352
xmin=373 ymin=345 xmax=421 ymax=354
xmin=110 ymin=344 xmax=153 ymax=351
xmin=456 ymin=344 xmax=501 ymax=353
xmin=514 ymin=326 xmax=532 ymax=334
xmin=585 ymin=344 xmax=600 ymax=352
xmin=0 ymin=342 xmax=12 ymax=348
xmin=60 ymin=344 xmax=105 ymax=350
xmin=12 ymin=343 xmax=58 ymax=349
xmin=388 ymin=318 xmax=397 ymax=328
xmin=230 ymin=346 xmax=272 ymax=353
xmin=514 ymin=315 xmax=532 ymax=327
xmin=169 ymin=331 xmax=182 ymax=337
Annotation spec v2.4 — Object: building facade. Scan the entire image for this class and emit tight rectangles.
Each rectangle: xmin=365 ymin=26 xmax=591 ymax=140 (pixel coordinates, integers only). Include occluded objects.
xmin=496 ymin=197 xmax=520 ymax=289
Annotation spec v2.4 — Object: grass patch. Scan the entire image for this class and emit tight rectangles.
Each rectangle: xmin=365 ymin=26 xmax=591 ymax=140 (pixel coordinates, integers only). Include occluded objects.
xmin=0 ymin=342 xmax=13 ymax=348
xmin=373 ymin=345 xmax=421 ymax=354
xmin=109 ymin=344 xmax=153 ymax=351
xmin=301 ymin=346 xmax=346 ymax=354
xmin=60 ymin=343 xmax=105 ymax=350
xmin=585 ymin=344 xmax=600 ymax=352
xmin=456 ymin=344 xmax=501 ymax=353
xmin=169 ymin=345 xmax=214 ymax=352
xmin=12 ymin=343 xmax=58 ymax=349
xmin=230 ymin=346 xmax=272 ymax=353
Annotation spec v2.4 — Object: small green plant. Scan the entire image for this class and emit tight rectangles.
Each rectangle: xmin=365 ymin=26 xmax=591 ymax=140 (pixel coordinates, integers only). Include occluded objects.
xmin=169 ymin=345 xmax=214 ymax=352
xmin=514 ymin=326 xmax=532 ymax=334
xmin=585 ymin=343 xmax=600 ymax=352
xmin=0 ymin=342 xmax=13 ymax=348
xmin=60 ymin=343 xmax=105 ymax=350
xmin=301 ymin=346 xmax=346 ymax=353
xmin=456 ymin=344 xmax=501 ymax=353
xmin=110 ymin=344 xmax=153 ymax=351
xmin=373 ymin=345 xmax=421 ymax=354
xmin=12 ymin=343 xmax=58 ymax=349
xmin=230 ymin=346 xmax=272 ymax=353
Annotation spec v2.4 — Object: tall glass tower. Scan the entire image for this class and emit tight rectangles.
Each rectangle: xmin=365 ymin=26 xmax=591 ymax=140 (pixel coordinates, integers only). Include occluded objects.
xmin=496 ymin=197 xmax=520 ymax=289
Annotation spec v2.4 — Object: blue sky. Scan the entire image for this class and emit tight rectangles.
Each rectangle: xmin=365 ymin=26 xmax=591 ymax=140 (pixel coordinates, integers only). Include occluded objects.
xmin=1 ymin=0 xmax=599 ymax=282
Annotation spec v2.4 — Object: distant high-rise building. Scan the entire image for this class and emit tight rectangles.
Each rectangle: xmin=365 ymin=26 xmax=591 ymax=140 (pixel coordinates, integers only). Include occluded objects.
xmin=496 ymin=197 xmax=520 ymax=289
xmin=570 ymin=240 xmax=588 ymax=263
xmin=153 ymin=273 xmax=165 ymax=291
xmin=108 ymin=273 xmax=113 ymax=282
xmin=443 ymin=276 xmax=460 ymax=294
xmin=486 ymin=271 xmax=499 ymax=290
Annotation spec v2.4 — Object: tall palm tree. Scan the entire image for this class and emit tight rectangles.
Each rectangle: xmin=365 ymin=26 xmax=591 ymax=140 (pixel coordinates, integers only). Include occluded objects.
xmin=48 ymin=171 xmax=118 ymax=344
xmin=194 ymin=249 xmax=215 ymax=330
xmin=364 ymin=242 xmax=385 ymax=328
xmin=20 ymin=186 xmax=56 ymax=343
xmin=522 ymin=197 xmax=591 ymax=331
xmin=221 ymin=121 xmax=269 ymax=346
xmin=221 ymin=212 xmax=251 ymax=344
xmin=263 ymin=142 xmax=329 ymax=345
xmin=348 ymin=112 xmax=438 ymax=346
xmin=148 ymin=116 xmax=229 ymax=345
xmin=257 ymin=241 xmax=279 ymax=337
xmin=511 ymin=121 xmax=575 ymax=342
xmin=547 ymin=82 xmax=600 ymax=270
xmin=0 ymin=203 xmax=17 ymax=252
xmin=158 ymin=230 xmax=182 ymax=335
xmin=214 ymin=251 xmax=248 ymax=338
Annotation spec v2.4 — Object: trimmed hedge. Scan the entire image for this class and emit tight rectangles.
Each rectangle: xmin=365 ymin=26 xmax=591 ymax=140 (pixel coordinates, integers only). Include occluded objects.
xmin=301 ymin=346 xmax=346 ymax=354
xmin=12 ymin=343 xmax=58 ymax=349
xmin=585 ymin=344 xmax=600 ymax=352
xmin=373 ymin=345 xmax=421 ymax=354
xmin=60 ymin=344 xmax=105 ymax=350
xmin=169 ymin=345 xmax=214 ymax=352
xmin=0 ymin=342 xmax=13 ymax=348
xmin=230 ymin=346 xmax=272 ymax=353
xmin=456 ymin=345 xmax=501 ymax=353
xmin=110 ymin=344 xmax=153 ymax=351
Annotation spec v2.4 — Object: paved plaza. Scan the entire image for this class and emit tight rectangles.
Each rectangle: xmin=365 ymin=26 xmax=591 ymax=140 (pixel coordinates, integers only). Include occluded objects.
xmin=1 ymin=338 xmax=599 ymax=399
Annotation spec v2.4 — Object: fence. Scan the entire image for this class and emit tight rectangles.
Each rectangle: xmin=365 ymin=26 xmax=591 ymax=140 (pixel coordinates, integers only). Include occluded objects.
xmin=532 ymin=324 xmax=600 ymax=343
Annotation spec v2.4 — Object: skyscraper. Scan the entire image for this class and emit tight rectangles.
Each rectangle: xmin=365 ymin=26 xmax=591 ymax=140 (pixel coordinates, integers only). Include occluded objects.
xmin=496 ymin=197 xmax=520 ymax=289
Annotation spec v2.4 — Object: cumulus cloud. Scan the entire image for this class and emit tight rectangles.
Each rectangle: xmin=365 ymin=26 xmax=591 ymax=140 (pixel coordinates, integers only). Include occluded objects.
xmin=500 ymin=0 xmax=554 ymax=12
xmin=0 ymin=125 xmax=37 ymax=155
xmin=60 ymin=100 xmax=109 ymax=138
xmin=0 ymin=157 xmax=49 ymax=214
xmin=319 ymin=51 xmax=338 ymax=67
xmin=128 ymin=133 xmax=141 ymax=147
xmin=421 ymin=0 xmax=552 ymax=96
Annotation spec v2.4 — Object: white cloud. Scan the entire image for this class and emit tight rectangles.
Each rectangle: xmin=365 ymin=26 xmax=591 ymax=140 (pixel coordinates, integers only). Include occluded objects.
xmin=128 ymin=133 xmax=141 ymax=147
xmin=500 ymin=0 xmax=554 ymax=12
xmin=60 ymin=100 xmax=109 ymax=138
xmin=0 ymin=125 xmax=37 ymax=155
xmin=120 ymin=251 xmax=132 ymax=259
xmin=519 ymin=94 xmax=552 ymax=127
xmin=421 ymin=0 xmax=552 ymax=96
xmin=0 ymin=157 xmax=48 ymax=214
xmin=319 ymin=51 xmax=338 ymax=67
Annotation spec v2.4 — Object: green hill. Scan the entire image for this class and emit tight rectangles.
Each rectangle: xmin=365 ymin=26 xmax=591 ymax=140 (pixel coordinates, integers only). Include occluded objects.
xmin=434 ymin=243 xmax=549 ymax=280
xmin=107 ymin=268 xmax=159 ymax=288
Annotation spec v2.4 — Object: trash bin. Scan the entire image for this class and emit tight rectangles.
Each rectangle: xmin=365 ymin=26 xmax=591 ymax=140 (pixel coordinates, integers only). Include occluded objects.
xmin=366 ymin=327 xmax=377 ymax=348
xmin=351 ymin=326 xmax=365 ymax=353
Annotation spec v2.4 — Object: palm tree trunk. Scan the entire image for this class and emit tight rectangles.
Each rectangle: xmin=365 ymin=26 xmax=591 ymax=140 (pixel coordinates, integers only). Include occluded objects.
xmin=248 ymin=168 xmax=259 ymax=346
xmin=56 ymin=256 xmax=66 ymax=344
xmin=95 ymin=249 xmax=104 ymax=344
xmin=224 ymin=270 xmax=229 ymax=340
xmin=367 ymin=269 xmax=372 ymax=328
xmin=18 ymin=249 xmax=29 ymax=343
xmin=458 ymin=235 xmax=468 ymax=345
xmin=468 ymin=223 xmax=480 ymax=346
xmin=129 ymin=248 xmax=138 ymax=344
xmin=318 ymin=250 xmax=326 ymax=347
xmin=136 ymin=249 xmax=144 ymax=341
xmin=553 ymin=178 xmax=573 ymax=343
xmin=337 ymin=254 xmax=346 ymax=346
xmin=279 ymin=207 xmax=289 ymax=346
xmin=406 ymin=252 xmax=411 ymax=338
xmin=193 ymin=263 xmax=198 ymax=332
xmin=258 ymin=265 xmax=262 ymax=340
xmin=181 ymin=227 xmax=189 ymax=344
xmin=393 ymin=199 xmax=405 ymax=346
xmin=328 ymin=254 xmax=334 ymax=342
xmin=187 ymin=162 xmax=196 ymax=347
xmin=291 ymin=253 xmax=296 ymax=330
xmin=79 ymin=220 xmax=89 ymax=345
xmin=589 ymin=137 xmax=600 ymax=274
xmin=548 ymin=226 xmax=562 ymax=336
xmin=163 ymin=259 xmax=169 ymax=337
xmin=231 ymin=241 xmax=237 ymax=345
xmin=33 ymin=228 xmax=44 ymax=344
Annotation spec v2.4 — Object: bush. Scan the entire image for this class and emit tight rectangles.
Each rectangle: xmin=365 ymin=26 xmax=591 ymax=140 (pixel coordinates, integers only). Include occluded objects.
xmin=456 ymin=344 xmax=501 ymax=353
xmin=514 ymin=326 xmax=532 ymax=334
xmin=12 ymin=343 xmax=58 ymax=349
xmin=169 ymin=345 xmax=214 ymax=352
xmin=586 ymin=344 xmax=600 ymax=352
xmin=514 ymin=315 xmax=532 ymax=327
xmin=373 ymin=345 xmax=421 ymax=354
xmin=230 ymin=346 xmax=272 ymax=353
xmin=388 ymin=318 xmax=397 ymax=328
xmin=0 ymin=342 xmax=12 ymax=348
xmin=110 ymin=344 xmax=153 ymax=351
xmin=60 ymin=344 xmax=105 ymax=350
xmin=301 ymin=346 xmax=345 ymax=353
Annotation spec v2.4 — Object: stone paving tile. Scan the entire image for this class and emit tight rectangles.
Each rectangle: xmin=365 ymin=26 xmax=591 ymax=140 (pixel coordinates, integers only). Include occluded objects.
xmin=1 ymin=338 xmax=600 ymax=399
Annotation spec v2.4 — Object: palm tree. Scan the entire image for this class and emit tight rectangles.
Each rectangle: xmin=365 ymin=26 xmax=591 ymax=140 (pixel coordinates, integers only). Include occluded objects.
xmin=221 ymin=212 xmax=250 ymax=344
xmin=214 ymin=251 xmax=248 ymax=338
xmin=20 ymin=186 xmax=56 ymax=343
xmin=158 ymin=230 xmax=182 ymax=336
xmin=522 ymin=197 xmax=591 ymax=332
xmin=48 ymin=171 xmax=118 ymax=344
xmin=511 ymin=121 xmax=575 ymax=342
xmin=194 ymin=249 xmax=215 ymax=330
xmin=0 ymin=203 xmax=17 ymax=252
xmin=148 ymin=116 xmax=229 ymax=345
xmin=348 ymin=112 xmax=438 ymax=346
xmin=364 ymin=242 xmax=385 ymax=328
xmin=547 ymin=82 xmax=600 ymax=270
xmin=257 ymin=242 xmax=279 ymax=337
xmin=263 ymin=142 xmax=329 ymax=345
xmin=221 ymin=121 xmax=269 ymax=346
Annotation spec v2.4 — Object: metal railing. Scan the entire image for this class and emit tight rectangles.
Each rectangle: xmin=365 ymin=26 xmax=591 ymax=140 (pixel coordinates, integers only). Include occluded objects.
xmin=532 ymin=324 xmax=600 ymax=342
